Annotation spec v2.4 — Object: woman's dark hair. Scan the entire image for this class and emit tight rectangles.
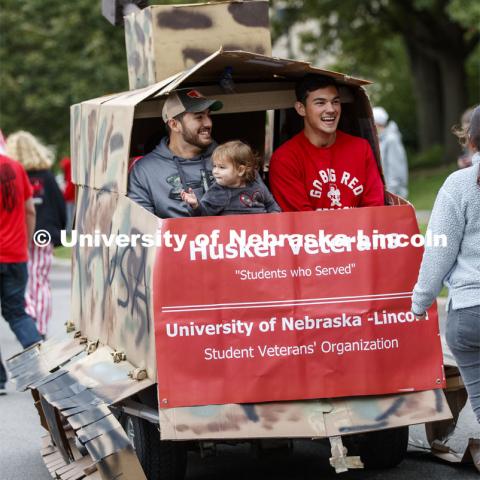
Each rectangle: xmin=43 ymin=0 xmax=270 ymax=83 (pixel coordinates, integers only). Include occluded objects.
xmin=469 ymin=106 xmax=480 ymax=186
xmin=468 ymin=106 xmax=480 ymax=150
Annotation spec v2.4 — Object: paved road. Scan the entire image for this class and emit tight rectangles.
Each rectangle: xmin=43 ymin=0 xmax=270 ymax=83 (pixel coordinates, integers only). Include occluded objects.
xmin=0 ymin=262 xmax=477 ymax=479
xmin=0 ymin=261 xmax=70 ymax=480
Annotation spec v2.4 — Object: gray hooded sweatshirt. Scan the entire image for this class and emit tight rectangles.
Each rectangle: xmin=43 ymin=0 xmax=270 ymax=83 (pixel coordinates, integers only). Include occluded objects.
xmin=128 ymin=137 xmax=216 ymax=218
xmin=412 ymin=153 xmax=480 ymax=314
xmin=379 ymin=121 xmax=409 ymax=198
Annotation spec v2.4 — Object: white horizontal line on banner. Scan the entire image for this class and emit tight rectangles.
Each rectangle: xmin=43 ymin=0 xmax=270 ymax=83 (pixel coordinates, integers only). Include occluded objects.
xmin=162 ymin=292 xmax=413 ymax=313
xmin=163 ymin=291 xmax=413 ymax=310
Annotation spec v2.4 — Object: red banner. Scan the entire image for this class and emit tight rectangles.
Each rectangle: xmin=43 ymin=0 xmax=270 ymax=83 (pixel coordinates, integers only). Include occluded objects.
xmin=153 ymin=206 xmax=445 ymax=408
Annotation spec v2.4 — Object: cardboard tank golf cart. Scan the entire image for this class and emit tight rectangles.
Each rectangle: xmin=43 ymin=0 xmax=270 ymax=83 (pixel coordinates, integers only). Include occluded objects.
xmin=7 ymin=1 xmax=478 ymax=479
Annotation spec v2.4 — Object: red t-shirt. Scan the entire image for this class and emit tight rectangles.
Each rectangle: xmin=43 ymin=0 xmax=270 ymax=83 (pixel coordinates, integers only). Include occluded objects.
xmin=60 ymin=156 xmax=75 ymax=202
xmin=0 ymin=154 xmax=33 ymax=262
xmin=270 ymin=130 xmax=385 ymax=211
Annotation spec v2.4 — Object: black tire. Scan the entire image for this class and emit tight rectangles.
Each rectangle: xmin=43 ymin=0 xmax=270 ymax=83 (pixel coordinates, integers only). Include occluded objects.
xmin=121 ymin=414 xmax=187 ymax=480
xmin=343 ymin=426 xmax=409 ymax=469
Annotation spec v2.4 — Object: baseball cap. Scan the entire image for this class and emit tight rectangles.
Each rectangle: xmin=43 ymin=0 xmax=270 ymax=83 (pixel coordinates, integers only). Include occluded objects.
xmin=162 ymin=89 xmax=223 ymax=122
xmin=373 ymin=106 xmax=389 ymax=126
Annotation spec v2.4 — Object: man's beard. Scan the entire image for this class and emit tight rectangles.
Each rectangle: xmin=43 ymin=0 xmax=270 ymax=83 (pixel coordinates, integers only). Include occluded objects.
xmin=181 ymin=125 xmax=212 ymax=149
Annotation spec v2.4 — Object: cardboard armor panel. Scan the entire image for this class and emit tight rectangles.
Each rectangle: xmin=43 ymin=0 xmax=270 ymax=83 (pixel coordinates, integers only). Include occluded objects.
xmin=124 ymin=1 xmax=271 ymax=89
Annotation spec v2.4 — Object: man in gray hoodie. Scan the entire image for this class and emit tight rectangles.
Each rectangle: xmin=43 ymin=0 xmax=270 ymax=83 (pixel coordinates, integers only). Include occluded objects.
xmin=128 ymin=89 xmax=223 ymax=218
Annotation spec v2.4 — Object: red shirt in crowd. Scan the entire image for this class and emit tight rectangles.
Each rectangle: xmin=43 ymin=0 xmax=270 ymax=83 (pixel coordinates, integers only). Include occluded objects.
xmin=269 ymin=130 xmax=384 ymax=211
xmin=60 ymin=156 xmax=75 ymax=202
xmin=0 ymin=154 xmax=33 ymax=262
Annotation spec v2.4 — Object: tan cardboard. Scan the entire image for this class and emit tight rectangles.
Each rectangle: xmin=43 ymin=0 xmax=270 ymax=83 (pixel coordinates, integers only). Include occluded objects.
xmin=125 ymin=1 xmax=271 ymax=89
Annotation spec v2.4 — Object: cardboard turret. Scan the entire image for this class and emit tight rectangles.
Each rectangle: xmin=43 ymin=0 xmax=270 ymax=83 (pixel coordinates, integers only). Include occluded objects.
xmin=123 ymin=1 xmax=271 ymax=88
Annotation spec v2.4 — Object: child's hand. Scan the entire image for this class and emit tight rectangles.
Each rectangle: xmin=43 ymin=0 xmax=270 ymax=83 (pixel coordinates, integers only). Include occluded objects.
xmin=181 ymin=188 xmax=199 ymax=209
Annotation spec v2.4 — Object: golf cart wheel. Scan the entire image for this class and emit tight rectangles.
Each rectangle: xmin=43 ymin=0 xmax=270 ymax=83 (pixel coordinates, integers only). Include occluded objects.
xmin=343 ymin=426 xmax=409 ymax=469
xmin=122 ymin=414 xmax=187 ymax=480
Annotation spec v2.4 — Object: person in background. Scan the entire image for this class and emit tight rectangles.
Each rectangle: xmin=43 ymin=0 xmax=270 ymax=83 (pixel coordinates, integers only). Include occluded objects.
xmin=60 ymin=156 xmax=75 ymax=235
xmin=411 ymin=105 xmax=480 ymax=424
xmin=6 ymin=131 xmax=66 ymax=339
xmin=0 ymin=136 xmax=42 ymax=394
xmin=455 ymin=107 xmax=474 ymax=169
xmin=373 ymin=107 xmax=409 ymax=198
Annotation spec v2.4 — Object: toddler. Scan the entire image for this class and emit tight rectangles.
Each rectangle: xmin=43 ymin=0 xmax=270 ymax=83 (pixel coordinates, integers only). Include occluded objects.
xmin=181 ymin=140 xmax=280 ymax=215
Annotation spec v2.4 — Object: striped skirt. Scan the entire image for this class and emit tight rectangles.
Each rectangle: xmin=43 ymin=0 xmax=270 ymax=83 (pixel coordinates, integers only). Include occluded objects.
xmin=25 ymin=243 xmax=53 ymax=336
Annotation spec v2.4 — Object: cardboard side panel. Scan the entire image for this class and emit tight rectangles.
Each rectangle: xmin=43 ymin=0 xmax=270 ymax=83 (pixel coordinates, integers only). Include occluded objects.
xmin=93 ymin=104 xmax=133 ymax=194
xmin=74 ymin=94 xmax=124 ymax=189
xmin=48 ymin=347 xmax=153 ymax=406
xmin=70 ymin=104 xmax=82 ymax=185
xmin=159 ymin=389 xmax=451 ymax=440
xmin=125 ymin=7 xmax=156 ymax=90
xmin=78 ymin=102 xmax=101 ymax=189
xmin=6 ymin=336 xmax=85 ymax=392
xmin=147 ymin=2 xmax=271 ymax=85
xmin=106 ymin=197 xmax=159 ymax=379
xmin=71 ymin=188 xmax=158 ymax=378
xmin=71 ymin=186 xmax=119 ymax=343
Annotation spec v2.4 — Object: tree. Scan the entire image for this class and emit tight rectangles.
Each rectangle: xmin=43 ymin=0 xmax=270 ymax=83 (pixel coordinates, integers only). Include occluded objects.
xmin=0 ymin=0 xmax=129 ymax=157
xmin=0 ymin=0 xmax=202 ymax=158
xmin=272 ymin=0 xmax=480 ymax=163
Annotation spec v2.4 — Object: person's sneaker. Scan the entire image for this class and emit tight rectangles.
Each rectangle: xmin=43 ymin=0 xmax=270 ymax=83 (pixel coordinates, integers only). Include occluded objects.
xmin=0 ymin=384 xmax=6 ymax=395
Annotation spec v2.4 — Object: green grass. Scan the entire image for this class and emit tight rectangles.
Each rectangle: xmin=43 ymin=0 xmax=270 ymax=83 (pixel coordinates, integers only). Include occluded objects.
xmin=54 ymin=245 xmax=72 ymax=260
xmin=408 ymin=165 xmax=456 ymax=211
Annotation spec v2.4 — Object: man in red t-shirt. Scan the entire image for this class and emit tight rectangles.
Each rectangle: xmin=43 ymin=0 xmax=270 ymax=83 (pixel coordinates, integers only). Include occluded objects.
xmin=270 ymin=75 xmax=384 ymax=211
xmin=0 ymin=153 xmax=42 ymax=394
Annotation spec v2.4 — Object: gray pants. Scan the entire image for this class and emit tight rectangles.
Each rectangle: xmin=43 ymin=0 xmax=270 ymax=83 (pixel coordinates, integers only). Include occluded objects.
xmin=446 ymin=305 xmax=480 ymax=424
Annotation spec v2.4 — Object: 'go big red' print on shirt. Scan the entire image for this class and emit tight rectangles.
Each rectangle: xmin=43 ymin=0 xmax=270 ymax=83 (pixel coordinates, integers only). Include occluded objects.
xmin=310 ymin=168 xmax=366 ymax=209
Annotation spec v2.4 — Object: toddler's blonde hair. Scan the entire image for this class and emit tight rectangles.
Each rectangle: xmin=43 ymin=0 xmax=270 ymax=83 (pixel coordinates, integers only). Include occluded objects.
xmin=213 ymin=140 xmax=258 ymax=184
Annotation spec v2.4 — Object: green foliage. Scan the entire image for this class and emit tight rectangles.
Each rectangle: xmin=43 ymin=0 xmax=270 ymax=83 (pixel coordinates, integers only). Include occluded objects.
xmin=0 ymin=0 xmax=128 ymax=158
xmin=466 ymin=43 xmax=480 ymax=108
xmin=409 ymin=145 xmax=445 ymax=170
xmin=408 ymin=164 xmax=456 ymax=211
xmin=447 ymin=0 xmax=480 ymax=29
xmin=331 ymin=37 xmax=417 ymax=150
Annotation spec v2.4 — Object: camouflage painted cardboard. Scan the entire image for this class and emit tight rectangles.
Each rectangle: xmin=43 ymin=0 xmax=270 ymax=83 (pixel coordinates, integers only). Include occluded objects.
xmin=71 ymin=186 xmax=120 ymax=344
xmin=71 ymin=187 xmax=158 ymax=379
xmin=71 ymin=78 xmax=178 ymax=194
xmin=125 ymin=5 xmax=156 ymax=89
xmin=15 ymin=344 xmax=153 ymax=479
xmin=158 ymin=390 xmax=452 ymax=440
xmin=125 ymin=1 xmax=271 ymax=89
xmin=105 ymin=196 xmax=158 ymax=379
xmin=71 ymin=93 xmax=122 ymax=187
xmin=102 ymin=0 xmax=149 ymax=27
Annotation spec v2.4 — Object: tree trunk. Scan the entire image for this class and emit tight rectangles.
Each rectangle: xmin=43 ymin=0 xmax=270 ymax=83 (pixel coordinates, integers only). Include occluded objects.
xmin=404 ymin=40 xmax=443 ymax=151
xmin=438 ymin=52 xmax=468 ymax=163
